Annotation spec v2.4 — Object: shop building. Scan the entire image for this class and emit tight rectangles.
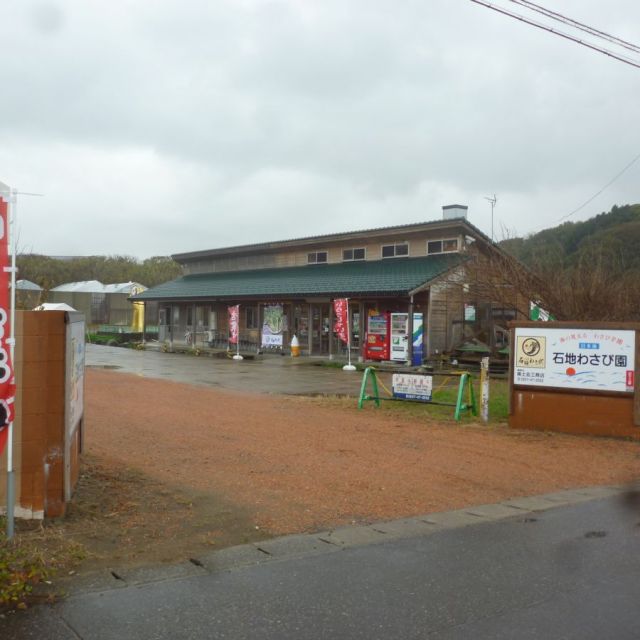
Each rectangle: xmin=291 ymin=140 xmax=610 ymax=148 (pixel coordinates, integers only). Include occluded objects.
xmin=134 ymin=206 xmax=528 ymax=361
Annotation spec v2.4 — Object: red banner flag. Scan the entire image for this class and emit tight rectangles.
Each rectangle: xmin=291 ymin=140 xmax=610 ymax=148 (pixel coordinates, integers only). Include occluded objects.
xmin=333 ymin=298 xmax=349 ymax=344
xmin=0 ymin=194 xmax=15 ymax=456
xmin=228 ymin=305 xmax=240 ymax=345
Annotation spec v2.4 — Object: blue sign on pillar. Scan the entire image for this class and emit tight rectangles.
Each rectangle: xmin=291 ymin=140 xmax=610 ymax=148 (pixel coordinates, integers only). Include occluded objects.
xmin=411 ymin=313 xmax=424 ymax=366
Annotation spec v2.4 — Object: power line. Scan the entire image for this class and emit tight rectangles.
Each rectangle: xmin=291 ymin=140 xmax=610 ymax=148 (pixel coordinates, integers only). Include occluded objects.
xmin=508 ymin=0 xmax=640 ymax=55
xmin=468 ymin=0 xmax=640 ymax=70
xmin=558 ymin=151 xmax=640 ymax=222
xmin=468 ymin=1 xmax=640 ymax=232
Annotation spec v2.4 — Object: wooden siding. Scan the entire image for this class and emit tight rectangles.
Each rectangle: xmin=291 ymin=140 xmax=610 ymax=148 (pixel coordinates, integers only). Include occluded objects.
xmin=427 ymin=281 xmax=464 ymax=355
xmin=182 ymin=231 xmax=465 ymax=275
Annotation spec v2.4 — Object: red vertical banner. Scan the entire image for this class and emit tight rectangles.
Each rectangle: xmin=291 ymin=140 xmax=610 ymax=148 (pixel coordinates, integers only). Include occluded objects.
xmin=228 ymin=305 xmax=240 ymax=345
xmin=333 ymin=298 xmax=349 ymax=344
xmin=0 ymin=194 xmax=15 ymax=456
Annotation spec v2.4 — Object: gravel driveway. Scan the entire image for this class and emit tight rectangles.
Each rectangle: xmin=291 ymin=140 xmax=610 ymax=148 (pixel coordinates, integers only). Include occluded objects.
xmin=85 ymin=366 xmax=640 ymax=536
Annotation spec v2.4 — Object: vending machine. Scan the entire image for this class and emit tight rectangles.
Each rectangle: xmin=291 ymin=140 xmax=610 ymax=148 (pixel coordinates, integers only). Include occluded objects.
xmin=390 ymin=313 xmax=424 ymax=363
xmin=365 ymin=312 xmax=424 ymax=362
xmin=390 ymin=313 xmax=409 ymax=362
xmin=365 ymin=313 xmax=390 ymax=360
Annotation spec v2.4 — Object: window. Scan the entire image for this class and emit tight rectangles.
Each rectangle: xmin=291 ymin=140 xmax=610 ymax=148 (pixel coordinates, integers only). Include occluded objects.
xmin=90 ymin=293 xmax=107 ymax=324
xmin=196 ymin=305 xmax=206 ymax=328
xmin=492 ymin=307 xmax=517 ymax=323
xmin=159 ymin=307 xmax=170 ymax=326
xmin=381 ymin=242 xmax=409 ymax=259
xmin=307 ymin=251 xmax=328 ymax=264
xmin=427 ymin=238 xmax=459 ymax=255
xmin=343 ymin=247 xmax=366 ymax=261
xmin=246 ymin=306 xmax=259 ymax=329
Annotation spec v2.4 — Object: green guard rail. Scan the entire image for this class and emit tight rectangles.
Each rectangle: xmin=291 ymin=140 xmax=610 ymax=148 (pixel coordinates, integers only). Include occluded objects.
xmin=357 ymin=367 xmax=477 ymax=421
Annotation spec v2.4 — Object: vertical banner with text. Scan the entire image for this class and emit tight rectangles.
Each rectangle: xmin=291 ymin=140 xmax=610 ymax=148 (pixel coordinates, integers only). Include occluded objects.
xmin=228 ymin=305 xmax=240 ymax=345
xmin=0 ymin=194 xmax=15 ymax=456
xmin=333 ymin=298 xmax=349 ymax=344
xmin=261 ymin=304 xmax=284 ymax=347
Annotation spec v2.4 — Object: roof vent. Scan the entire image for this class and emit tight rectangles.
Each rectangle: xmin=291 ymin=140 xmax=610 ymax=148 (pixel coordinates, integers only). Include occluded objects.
xmin=442 ymin=204 xmax=468 ymax=220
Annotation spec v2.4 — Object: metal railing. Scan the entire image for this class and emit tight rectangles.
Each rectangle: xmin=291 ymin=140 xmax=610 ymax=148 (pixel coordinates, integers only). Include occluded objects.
xmin=158 ymin=325 xmax=258 ymax=351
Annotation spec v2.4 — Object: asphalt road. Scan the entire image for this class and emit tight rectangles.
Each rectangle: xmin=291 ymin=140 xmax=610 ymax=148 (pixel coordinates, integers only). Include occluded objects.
xmin=5 ymin=495 xmax=640 ymax=639
xmin=85 ymin=344 xmax=371 ymax=396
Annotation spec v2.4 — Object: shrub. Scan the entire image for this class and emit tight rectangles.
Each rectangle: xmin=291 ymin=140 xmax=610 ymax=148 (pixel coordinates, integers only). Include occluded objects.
xmin=0 ymin=533 xmax=51 ymax=611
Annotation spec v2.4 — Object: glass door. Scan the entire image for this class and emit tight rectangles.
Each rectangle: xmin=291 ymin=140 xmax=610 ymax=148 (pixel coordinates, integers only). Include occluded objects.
xmin=310 ymin=304 xmax=331 ymax=355
xmin=294 ymin=304 xmax=309 ymax=353
xmin=311 ymin=305 xmax=322 ymax=354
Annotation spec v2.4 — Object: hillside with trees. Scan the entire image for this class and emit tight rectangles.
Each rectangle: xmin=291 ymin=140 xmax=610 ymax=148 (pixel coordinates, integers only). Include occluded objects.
xmin=16 ymin=254 xmax=182 ymax=294
xmin=500 ymin=203 xmax=640 ymax=321
xmin=15 ymin=204 xmax=640 ymax=322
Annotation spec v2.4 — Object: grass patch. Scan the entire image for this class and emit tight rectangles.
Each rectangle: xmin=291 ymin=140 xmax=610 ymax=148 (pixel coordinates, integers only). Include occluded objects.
xmin=0 ymin=529 xmax=49 ymax=611
xmin=312 ymin=359 xmax=366 ymax=371
xmin=87 ymin=333 xmax=114 ymax=345
xmin=0 ymin=519 xmax=84 ymax=612
xmin=359 ymin=376 xmax=509 ymax=424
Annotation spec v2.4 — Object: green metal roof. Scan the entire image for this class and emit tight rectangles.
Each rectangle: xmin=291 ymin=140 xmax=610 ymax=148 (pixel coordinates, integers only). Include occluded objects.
xmin=134 ymin=254 xmax=465 ymax=301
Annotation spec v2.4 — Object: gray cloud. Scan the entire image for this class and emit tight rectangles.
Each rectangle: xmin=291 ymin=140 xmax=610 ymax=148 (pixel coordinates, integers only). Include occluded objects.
xmin=1 ymin=0 xmax=639 ymax=257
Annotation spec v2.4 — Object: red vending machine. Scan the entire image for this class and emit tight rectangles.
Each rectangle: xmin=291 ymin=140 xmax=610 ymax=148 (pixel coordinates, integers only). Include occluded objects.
xmin=365 ymin=313 xmax=390 ymax=360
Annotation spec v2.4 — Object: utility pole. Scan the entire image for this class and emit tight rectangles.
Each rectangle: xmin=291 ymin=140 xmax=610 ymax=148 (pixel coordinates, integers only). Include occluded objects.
xmin=484 ymin=194 xmax=497 ymax=241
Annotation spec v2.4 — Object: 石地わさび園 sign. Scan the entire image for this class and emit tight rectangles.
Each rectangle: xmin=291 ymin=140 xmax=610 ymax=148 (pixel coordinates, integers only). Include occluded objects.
xmin=513 ymin=327 xmax=635 ymax=393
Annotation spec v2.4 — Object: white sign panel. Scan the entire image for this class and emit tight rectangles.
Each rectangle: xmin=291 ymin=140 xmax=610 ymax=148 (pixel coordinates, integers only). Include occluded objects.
xmin=65 ymin=318 xmax=86 ymax=438
xmin=392 ymin=373 xmax=433 ymax=402
xmin=64 ymin=314 xmax=86 ymax=501
xmin=513 ymin=327 xmax=635 ymax=393
xmin=262 ymin=333 xmax=283 ymax=347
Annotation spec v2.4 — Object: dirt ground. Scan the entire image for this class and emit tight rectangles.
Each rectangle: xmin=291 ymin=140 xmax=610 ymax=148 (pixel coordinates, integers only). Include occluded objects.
xmin=33 ymin=367 xmax=635 ymax=574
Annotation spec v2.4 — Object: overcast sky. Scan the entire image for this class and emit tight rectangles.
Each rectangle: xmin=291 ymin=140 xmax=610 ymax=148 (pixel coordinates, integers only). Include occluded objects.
xmin=1 ymin=0 xmax=639 ymax=258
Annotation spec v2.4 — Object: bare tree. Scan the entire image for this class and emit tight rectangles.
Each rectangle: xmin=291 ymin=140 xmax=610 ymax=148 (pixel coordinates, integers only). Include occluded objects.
xmin=457 ymin=239 xmax=640 ymax=324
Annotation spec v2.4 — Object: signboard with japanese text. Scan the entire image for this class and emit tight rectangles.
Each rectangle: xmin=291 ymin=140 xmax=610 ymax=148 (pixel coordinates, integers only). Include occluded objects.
xmin=228 ymin=305 xmax=239 ymax=344
xmin=64 ymin=313 xmax=86 ymax=500
xmin=392 ymin=373 xmax=433 ymax=402
xmin=514 ymin=327 xmax=635 ymax=393
xmin=333 ymin=298 xmax=349 ymax=344
xmin=261 ymin=303 xmax=284 ymax=347
xmin=65 ymin=316 xmax=85 ymax=439
xmin=0 ymin=192 xmax=15 ymax=456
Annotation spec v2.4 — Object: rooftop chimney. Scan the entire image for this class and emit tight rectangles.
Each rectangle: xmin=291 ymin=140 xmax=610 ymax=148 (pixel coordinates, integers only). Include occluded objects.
xmin=442 ymin=204 xmax=468 ymax=220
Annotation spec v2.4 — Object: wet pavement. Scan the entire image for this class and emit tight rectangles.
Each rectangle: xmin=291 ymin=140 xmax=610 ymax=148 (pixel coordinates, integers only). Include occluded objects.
xmin=7 ymin=493 xmax=640 ymax=639
xmin=85 ymin=344 xmax=377 ymax=396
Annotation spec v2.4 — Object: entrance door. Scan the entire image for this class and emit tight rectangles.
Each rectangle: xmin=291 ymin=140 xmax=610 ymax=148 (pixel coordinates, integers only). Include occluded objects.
xmin=310 ymin=304 xmax=331 ymax=355
xmin=158 ymin=306 xmax=171 ymax=342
